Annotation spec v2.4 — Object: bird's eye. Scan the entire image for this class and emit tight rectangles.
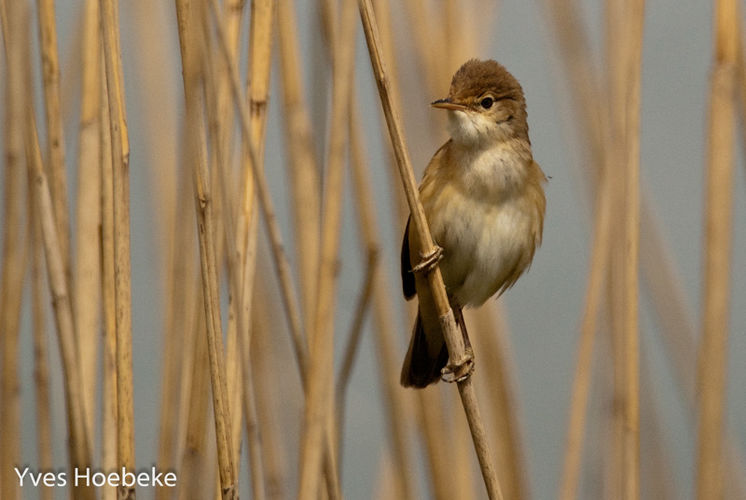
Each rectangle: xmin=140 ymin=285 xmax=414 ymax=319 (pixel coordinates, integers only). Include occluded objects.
xmin=480 ymin=97 xmax=494 ymax=109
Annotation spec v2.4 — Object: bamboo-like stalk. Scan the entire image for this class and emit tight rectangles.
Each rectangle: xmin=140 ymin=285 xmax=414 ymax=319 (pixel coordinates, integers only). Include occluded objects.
xmin=99 ymin=63 xmax=118 ymax=500
xmin=37 ymin=0 xmax=72 ymax=279
xmin=335 ymin=246 xmax=377 ymax=421
xmin=31 ymin=158 xmax=54 ymax=500
xmin=450 ymin=389 xmax=478 ymax=500
xmin=606 ymin=1 xmax=644 ymax=497
xmin=357 ymin=1 xmax=503 ymax=498
xmin=126 ymin=3 xmax=182 ymax=491
xmin=640 ymin=351 xmax=678 ymax=500
xmin=0 ymin=3 xmax=27 ymax=498
xmin=276 ymin=0 xmax=321 ymax=347
xmin=173 ymin=1 xmax=237 ymax=497
xmin=558 ymin=166 xmax=614 ymax=500
xmin=345 ymin=100 xmax=418 ymax=500
xmin=206 ymin=0 xmax=246 ymax=477
xmin=179 ymin=305 xmax=212 ymax=500
xmin=100 ymin=0 xmax=136 ymax=497
xmin=697 ymin=1 xmax=739 ymax=498
xmin=26 ymin=81 xmax=95 ymax=500
xmin=165 ymin=161 xmax=200 ymax=500
xmin=416 ymin=389 xmax=455 ymax=500
xmin=75 ymin=0 xmax=102 ymax=447
xmin=252 ymin=288 xmax=290 ymax=500
xmin=470 ymin=305 xmax=530 ymax=500
xmin=298 ymin=0 xmax=357 ymax=496
xmin=205 ymin=12 xmax=347 ymax=493
xmin=641 ymin=203 xmax=746 ymax=499
xmin=235 ymin=3 xmax=274 ymax=497
xmin=208 ymin=0 xmax=307 ymax=381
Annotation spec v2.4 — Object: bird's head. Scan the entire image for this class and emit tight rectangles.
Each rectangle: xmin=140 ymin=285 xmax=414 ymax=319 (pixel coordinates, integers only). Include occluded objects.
xmin=431 ymin=59 xmax=528 ymax=147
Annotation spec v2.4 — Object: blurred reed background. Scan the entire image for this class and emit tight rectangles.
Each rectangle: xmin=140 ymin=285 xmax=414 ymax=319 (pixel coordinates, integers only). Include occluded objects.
xmin=1 ymin=0 xmax=745 ymax=499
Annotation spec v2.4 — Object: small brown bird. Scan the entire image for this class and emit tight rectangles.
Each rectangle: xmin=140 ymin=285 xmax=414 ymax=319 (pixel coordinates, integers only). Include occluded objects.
xmin=401 ymin=59 xmax=547 ymax=388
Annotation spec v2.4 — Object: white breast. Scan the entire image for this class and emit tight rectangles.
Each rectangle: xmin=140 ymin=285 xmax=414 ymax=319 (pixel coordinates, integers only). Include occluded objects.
xmin=423 ymin=144 xmax=537 ymax=307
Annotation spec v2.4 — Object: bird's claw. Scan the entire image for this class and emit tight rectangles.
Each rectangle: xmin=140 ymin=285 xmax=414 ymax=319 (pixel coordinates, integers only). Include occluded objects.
xmin=412 ymin=246 xmax=444 ymax=274
xmin=440 ymin=347 xmax=474 ymax=383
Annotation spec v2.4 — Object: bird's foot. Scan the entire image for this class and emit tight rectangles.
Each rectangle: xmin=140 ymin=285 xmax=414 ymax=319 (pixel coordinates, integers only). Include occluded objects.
xmin=412 ymin=245 xmax=443 ymax=274
xmin=440 ymin=346 xmax=474 ymax=383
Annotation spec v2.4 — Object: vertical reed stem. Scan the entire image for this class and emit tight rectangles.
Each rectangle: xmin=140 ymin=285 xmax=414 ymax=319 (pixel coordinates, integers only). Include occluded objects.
xmin=697 ymin=1 xmax=739 ymax=498
xmin=0 ymin=2 xmax=27 ymax=496
xmin=37 ymin=0 xmax=71 ymax=278
xmin=75 ymin=0 xmax=102 ymax=447
xmin=174 ymin=1 xmax=237 ymax=496
xmin=100 ymin=0 xmax=135 ymax=496
xmin=357 ymin=1 xmax=503 ymax=497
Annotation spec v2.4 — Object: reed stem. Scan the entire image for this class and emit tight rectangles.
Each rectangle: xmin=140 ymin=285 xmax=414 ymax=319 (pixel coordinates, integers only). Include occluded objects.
xmin=357 ymin=1 xmax=503 ymax=497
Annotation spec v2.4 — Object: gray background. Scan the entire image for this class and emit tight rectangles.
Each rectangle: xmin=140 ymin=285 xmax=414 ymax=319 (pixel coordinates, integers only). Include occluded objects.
xmin=5 ymin=0 xmax=746 ymax=498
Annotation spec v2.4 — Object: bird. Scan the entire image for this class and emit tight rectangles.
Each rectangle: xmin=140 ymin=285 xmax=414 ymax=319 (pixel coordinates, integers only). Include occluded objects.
xmin=400 ymin=59 xmax=547 ymax=388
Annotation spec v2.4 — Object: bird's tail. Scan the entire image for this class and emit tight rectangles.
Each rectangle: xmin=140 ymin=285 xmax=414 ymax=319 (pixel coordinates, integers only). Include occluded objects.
xmin=400 ymin=312 xmax=449 ymax=388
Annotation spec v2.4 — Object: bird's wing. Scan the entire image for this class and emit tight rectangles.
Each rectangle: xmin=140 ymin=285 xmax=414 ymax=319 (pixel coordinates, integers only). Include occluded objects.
xmin=401 ymin=217 xmax=416 ymax=299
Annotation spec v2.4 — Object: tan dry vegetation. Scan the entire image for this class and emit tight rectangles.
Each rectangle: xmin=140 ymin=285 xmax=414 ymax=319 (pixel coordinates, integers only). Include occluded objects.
xmin=0 ymin=1 xmax=744 ymax=499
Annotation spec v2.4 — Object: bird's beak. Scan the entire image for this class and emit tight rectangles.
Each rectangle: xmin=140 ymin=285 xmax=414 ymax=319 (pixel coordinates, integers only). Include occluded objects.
xmin=431 ymin=98 xmax=467 ymax=111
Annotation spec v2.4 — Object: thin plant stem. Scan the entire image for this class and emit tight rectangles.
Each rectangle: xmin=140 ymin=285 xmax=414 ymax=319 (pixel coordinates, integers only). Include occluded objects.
xmin=173 ymin=1 xmax=237 ymax=497
xmin=26 ymin=85 xmax=95 ymax=500
xmin=559 ymin=166 xmax=614 ymax=500
xmin=357 ymin=1 xmax=504 ymax=497
xmin=99 ymin=61 xmax=118 ymax=500
xmin=100 ymin=0 xmax=136 ymax=496
xmin=74 ymin=0 xmax=102 ymax=447
xmin=37 ymin=0 xmax=72 ymax=280
xmin=471 ymin=305 xmax=530 ymax=500
xmin=276 ymin=0 xmax=321 ymax=336
xmin=0 ymin=1 xmax=27 ymax=496
xmin=298 ymin=0 xmax=357 ymax=495
xmin=31 ymin=158 xmax=54 ymax=500
xmin=697 ymin=1 xmax=739 ymax=498
xmin=344 ymin=99 xmax=418 ymax=500
xmin=207 ymin=0 xmax=307 ymax=381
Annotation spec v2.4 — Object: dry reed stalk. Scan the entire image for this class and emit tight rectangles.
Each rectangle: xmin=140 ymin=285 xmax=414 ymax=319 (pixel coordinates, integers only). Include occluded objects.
xmin=206 ymin=12 xmax=350 ymax=494
xmin=402 ymin=0 xmax=444 ymax=97
xmin=163 ymin=176 xmax=200 ymax=500
xmin=416 ymin=389 xmax=455 ymax=500
xmin=697 ymin=1 xmax=739 ymax=498
xmin=208 ymin=0 xmax=307 ymax=380
xmin=174 ymin=1 xmax=238 ymax=497
xmin=31 ymin=161 xmax=54 ymax=500
xmin=252 ymin=288 xmax=290 ymax=500
xmin=125 ymin=3 xmax=183 ymax=488
xmin=298 ymin=0 xmax=357 ymax=496
xmin=99 ymin=64 xmax=118 ymax=500
xmin=233 ymin=3 xmax=274 ymax=496
xmin=179 ymin=306 xmax=213 ymax=500
xmin=641 ymin=205 xmax=746 ymax=499
xmin=100 ymin=0 xmax=136 ymax=496
xmin=206 ymin=0 xmax=246 ymax=475
xmin=639 ymin=352 xmax=678 ymax=500
xmin=449 ymin=391 xmax=478 ymax=500
xmin=543 ymin=1 xmax=746 ymax=496
xmin=558 ymin=167 xmax=614 ymax=500
xmin=470 ymin=305 xmax=530 ymax=500
xmin=605 ymin=1 xmax=644 ymax=496
xmin=358 ymin=1 xmax=504 ymax=497
xmin=343 ymin=101 xmax=418 ymax=499
xmin=276 ymin=0 xmax=321 ymax=350
xmin=37 ymin=0 xmax=72 ymax=279
xmin=200 ymin=24 xmax=244 ymax=480
xmin=74 ymin=0 xmax=103 ymax=446
xmin=0 ymin=2 xmax=27 ymax=497
xmin=373 ymin=0 xmax=413 ymax=223
xmin=26 ymin=85 xmax=95 ymax=500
